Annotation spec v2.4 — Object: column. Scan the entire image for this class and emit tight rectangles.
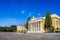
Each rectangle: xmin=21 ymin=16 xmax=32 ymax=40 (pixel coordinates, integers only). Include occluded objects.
xmin=32 ymin=22 xmax=34 ymax=31
xmin=39 ymin=21 xmax=40 ymax=31
xmin=38 ymin=21 xmax=39 ymax=32
xmin=36 ymin=22 xmax=37 ymax=32
xmin=31 ymin=23 xmax=32 ymax=31
xmin=37 ymin=22 xmax=38 ymax=32
xmin=35 ymin=22 xmax=36 ymax=32
xmin=28 ymin=23 xmax=30 ymax=31
xmin=34 ymin=22 xmax=35 ymax=32
xmin=29 ymin=23 xmax=31 ymax=31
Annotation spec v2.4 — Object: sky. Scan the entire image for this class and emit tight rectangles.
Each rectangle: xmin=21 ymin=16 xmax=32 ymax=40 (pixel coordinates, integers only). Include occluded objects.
xmin=0 ymin=0 xmax=60 ymax=26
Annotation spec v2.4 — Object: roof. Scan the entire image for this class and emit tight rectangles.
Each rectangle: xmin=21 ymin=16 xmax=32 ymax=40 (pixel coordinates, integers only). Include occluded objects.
xmin=51 ymin=14 xmax=60 ymax=19
xmin=42 ymin=14 xmax=60 ymax=19
xmin=30 ymin=14 xmax=60 ymax=21
xmin=18 ymin=24 xmax=25 ymax=26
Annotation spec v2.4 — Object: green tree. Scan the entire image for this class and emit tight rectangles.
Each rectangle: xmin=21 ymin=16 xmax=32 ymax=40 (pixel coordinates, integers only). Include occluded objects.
xmin=10 ymin=25 xmax=17 ymax=32
xmin=44 ymin=10 xmax=52 ymax=31
xmin=49 ymin=26 xmax=54 ymax=32
xmin=25 ymin=17 xmax=31 ymax=30
xmin=0 ymin=26 xmax=3 ymax=32
xmin=3 ymin=26 xmax=10 ymax=32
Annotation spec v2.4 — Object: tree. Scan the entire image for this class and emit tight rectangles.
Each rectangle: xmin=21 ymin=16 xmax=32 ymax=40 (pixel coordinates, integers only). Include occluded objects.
xmin=49 ymin=26 xmax=54 ymax=32
xmin=44 ymin=10 xmax=52 ymax=31
xmin=3 ymin=26 xmax=10 ymax=32
xmin=0 ymin=26 xmax=3 ymax=32
xmin=10 ymin=25 xmax=17 ymax=32
xmin=56 ymin=27 xmax=59 ymax=30
xmin=25 ymin=17 xmax=31 ymax=30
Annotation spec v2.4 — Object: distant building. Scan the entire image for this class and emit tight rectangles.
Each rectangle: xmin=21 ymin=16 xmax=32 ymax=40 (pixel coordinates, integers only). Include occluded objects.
xmin=17 ymin=25 xmax=27 ymax=32
xmin=28 ymin=14 xmax=60 ymax=33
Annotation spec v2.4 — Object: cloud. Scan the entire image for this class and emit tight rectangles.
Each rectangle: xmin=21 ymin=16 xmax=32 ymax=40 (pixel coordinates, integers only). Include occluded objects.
xmin=0 ymin=18 xmax=25 ymax=26
xmin=38 ymin=13 xmax=41 ymax=16
xmin=21 ymin=10 xmax=25 ymax=14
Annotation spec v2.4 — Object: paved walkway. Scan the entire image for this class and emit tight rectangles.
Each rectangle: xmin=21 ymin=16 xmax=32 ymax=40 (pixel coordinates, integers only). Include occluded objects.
xmin=0 ymin=32 xmax=60 ymax=40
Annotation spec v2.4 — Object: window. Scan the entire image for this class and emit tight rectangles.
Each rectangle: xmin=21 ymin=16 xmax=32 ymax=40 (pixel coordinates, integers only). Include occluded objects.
xmin=39 ymin=21 xmax=40 ymax=31
xmin=56 ymin=20 xmax=60 ymax=27
xmin=56 ymin=21 xmax=58 ymax=27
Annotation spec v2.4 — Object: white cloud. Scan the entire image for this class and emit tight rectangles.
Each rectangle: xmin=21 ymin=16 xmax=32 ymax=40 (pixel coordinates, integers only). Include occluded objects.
xmin=38 ymin=13 xmax=42 ymax=17
xmin=21 ymin=10 xmax=25 ymax=14
xmin=38 ymin=13 xmax=41 ymax=16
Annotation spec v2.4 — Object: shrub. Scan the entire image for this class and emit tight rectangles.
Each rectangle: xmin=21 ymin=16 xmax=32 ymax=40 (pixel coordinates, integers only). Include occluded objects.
xmin=56 ymin=27 xmax=59 ymax=30
xmin=20 ymin=30 xmax=27 ymax=33
xmin=49 ymin=26 xmax=54 ymax=32
xmin=20 ymin=30 xmax=24 ymax=33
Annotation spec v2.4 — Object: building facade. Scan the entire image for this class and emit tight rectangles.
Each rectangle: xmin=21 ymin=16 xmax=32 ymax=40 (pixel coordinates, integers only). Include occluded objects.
xmin=28 ymin=14 xmax=60 ymax=33
xmin=17 ymin=25 xmax=27 ymax=32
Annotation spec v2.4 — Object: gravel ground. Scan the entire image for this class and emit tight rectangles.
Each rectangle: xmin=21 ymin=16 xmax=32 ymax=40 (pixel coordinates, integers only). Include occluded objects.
xmin=0 ymin=32 xmax=60 ymax=40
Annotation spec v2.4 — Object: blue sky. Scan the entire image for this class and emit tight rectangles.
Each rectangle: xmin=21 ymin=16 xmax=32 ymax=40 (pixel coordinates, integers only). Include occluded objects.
xmin=0 ymin=0 xmax=60 ymax=26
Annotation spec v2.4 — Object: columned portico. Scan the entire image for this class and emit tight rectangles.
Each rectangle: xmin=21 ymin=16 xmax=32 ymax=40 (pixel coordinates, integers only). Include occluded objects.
xmin=28 ymin=19 xmax=43 ymax=33
xmin=27 ymin=14 xmax=60 ymax=33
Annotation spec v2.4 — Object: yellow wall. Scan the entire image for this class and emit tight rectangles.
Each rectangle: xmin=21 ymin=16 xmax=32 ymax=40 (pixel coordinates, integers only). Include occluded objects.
xmin=29 ymin=15 xmax=60 ymax=32
xmin=52 ymin=18 xmax=60 ymax=30
xmin=32 ymin=23 xmax=35 ymax=31
xmin=42 ymin=17 xmax=60 ymax=31
xmin=40 ymin=20 xmax=45 ymax=31
xmin=52 ymin=18 xmax=56 ymax=29
xmin=17 ymin=26 xmax=26 ymax=32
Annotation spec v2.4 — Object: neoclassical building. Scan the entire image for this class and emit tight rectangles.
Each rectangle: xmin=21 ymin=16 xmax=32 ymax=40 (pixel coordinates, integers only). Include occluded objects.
xmin=17 ymin=25 xmax=27 ymax=32
xmin=28 ymin=14 xmax=60 ymax=33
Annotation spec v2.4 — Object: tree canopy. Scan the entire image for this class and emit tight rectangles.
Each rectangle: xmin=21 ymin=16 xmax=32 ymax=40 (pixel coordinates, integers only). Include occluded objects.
xmin=44 ymin=10 xmax=52 ymax=31
xmin=25 ymin=17 xmax=31 ymax=29
xmin=0 ymin=25 xmax=17 ymax=32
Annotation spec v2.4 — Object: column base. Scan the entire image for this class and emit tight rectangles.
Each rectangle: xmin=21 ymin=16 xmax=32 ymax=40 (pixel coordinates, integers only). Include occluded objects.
xmin=27 ymin=31 xmax=45 ymax=33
